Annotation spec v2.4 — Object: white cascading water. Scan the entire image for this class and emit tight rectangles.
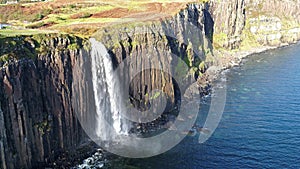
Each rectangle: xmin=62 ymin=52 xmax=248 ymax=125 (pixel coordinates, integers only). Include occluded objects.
xmin=90 ymin=38 xmax=128 ymax=140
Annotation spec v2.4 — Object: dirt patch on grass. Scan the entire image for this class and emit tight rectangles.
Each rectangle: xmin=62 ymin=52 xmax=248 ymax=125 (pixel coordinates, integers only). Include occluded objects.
xmin=92 ymin=7 xmax=139 ymax=18
xmin=142 ymin=2 xmax=187 ymax=15
xmin=0 ymin=3 xmax=52 ymax=22
xmin=91 ymin=2 xmax=187 ymax=22
xmin=56 ymin=23 xmax=101 ymax=36
xmin=70 ymin=12 xmax=93 ymax=19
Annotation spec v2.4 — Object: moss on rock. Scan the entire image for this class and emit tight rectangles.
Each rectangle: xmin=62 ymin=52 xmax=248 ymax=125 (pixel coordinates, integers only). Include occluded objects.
xmin=0 ymin=33 xmax=87 ymax=64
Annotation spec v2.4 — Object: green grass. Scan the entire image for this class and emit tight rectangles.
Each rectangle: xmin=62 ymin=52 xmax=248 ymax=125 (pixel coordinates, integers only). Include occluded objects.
xmin=51 ymin=17 xmax=130 ymax=27
xmin=213 ymin=32 xmax=227 ymax=49
xmin=47 ymin=5 xmax=115 ymax=20
xmin=0 ymin=29 xmax=58 ymax=37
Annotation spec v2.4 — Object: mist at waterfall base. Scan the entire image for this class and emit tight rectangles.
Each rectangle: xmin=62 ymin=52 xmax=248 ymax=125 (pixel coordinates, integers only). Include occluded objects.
xmin=73 ymin=41 xmax=300 ymax=168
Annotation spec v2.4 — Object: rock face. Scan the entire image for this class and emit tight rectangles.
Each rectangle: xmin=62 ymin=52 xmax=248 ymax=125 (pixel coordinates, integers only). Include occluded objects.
xmin=210 ymin=0 xmax=246 ymax=49
xmin=244 ymin=0 xmax=300 ymax=45
xmin=0 ymin=35 xmax=88 ymax=169
xmin=94 ymin=3 xmax=215 ymax=113
xmin=211 ymin=0 xmax=300 ymax=49
xmin=0 ymin=1 xmax=300 ymax=169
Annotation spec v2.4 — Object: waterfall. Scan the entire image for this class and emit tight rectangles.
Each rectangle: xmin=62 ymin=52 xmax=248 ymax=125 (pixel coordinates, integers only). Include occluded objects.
xmin=90 ymin=38 xmax=128 ymax=140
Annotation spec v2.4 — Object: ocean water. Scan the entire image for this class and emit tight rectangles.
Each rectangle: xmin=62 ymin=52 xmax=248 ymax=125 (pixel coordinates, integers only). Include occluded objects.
xmin=75 ymin=43 xmax=300 ymax=169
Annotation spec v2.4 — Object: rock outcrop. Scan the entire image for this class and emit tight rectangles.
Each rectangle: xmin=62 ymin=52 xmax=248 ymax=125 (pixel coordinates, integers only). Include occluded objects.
xmin=210 ymin=0 xmax=246 ymax=49
xmin=244 ymin=0 xmax=300 ymax=46
xmin=0 ymin=34 xmax=89 ymax=169
xmin=211 ymin=0 xmax=300 ymax=49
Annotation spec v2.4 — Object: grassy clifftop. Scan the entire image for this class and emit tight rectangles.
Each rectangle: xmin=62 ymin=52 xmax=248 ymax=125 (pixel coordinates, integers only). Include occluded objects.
xmin=0 ymin=0 xmax=199 ymax=37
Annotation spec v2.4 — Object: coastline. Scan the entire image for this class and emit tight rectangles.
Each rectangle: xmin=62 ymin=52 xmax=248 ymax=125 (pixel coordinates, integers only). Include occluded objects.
xmin=205 ymin=41 xmax=300 ymax=84
xmin=69 ymin=41 xmax=300 ymax=169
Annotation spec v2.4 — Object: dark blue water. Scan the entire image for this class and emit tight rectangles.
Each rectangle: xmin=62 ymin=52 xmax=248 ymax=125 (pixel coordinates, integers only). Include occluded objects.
xmin=105 ymin=43 xmax=300 ymax=169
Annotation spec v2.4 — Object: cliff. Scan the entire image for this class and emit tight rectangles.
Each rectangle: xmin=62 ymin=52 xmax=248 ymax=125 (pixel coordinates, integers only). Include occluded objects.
xmin=244 ymin=0 xmax=300 ymax=46
xmin=211 ymin=0 xmax=300 ymax=49
xmin=1 ymin=0 xmax=300 ymax=168
xmin=91 ymin=3 xmax=215 ymax=114
xmin=0 ymin=34 xmax=91 ymax=169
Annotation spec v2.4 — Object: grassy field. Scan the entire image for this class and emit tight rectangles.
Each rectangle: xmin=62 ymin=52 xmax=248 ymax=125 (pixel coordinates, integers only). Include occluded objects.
xmin=0 ymin=0 xmax=198 ymax=37
xmin=0 ymin=29 xmax=58 ymax=37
